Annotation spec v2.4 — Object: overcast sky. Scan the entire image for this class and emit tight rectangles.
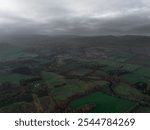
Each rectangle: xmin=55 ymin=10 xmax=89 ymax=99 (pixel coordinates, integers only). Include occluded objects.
xmin=0 ymin=0 xmax=150 ymax=35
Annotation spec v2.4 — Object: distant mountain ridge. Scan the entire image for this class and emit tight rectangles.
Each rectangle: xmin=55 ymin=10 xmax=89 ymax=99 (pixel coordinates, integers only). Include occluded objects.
xmin=0 ymin=34 xmax=150 ymax=50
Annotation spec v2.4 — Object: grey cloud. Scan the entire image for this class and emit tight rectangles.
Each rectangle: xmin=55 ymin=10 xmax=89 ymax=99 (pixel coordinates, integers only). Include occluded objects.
xmin=0 ymin=0 xmax=150 ymax=35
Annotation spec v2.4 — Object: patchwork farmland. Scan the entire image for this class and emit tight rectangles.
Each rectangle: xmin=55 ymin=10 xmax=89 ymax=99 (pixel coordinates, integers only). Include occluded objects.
xmin=0 ymin=35 xmax=150 ymax=112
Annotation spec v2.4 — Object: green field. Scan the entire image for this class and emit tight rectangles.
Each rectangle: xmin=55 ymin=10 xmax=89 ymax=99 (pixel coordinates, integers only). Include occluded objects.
xmin=91 ymin=70 xmax=108 ymax=77
xmin=70 ymin=92 xmax=135 ymax=113
xmin=0 ymin=48 xmax=37 ymax=62
xmin=121 ymin=73 xmax=150 ymax=84
xmin=127 ymin=56 xmax=150 ymax=66
xmin=96 ymin=59 xmax=123 ymax=68
xmin=134 ymin=106 xmax=150 ymax=113
xmin=70 ymin=68 xmax=92 ymax=76
xmin=0 ymin=73 xmax=34 ymax=84
xmin=109 ymin=55 xmax=130 ymax=62
xmin=121 ymin=64 xmax=141 ymax=72
xmin=51 ymin=79 xmax=88 ymax=100
xmin=56 ymin=62 xmax=81 ymax=73
xmin=95 ymin=58 xmax=141 ymax=73
xmin=109 ymin=51 xmax=135 ymax=62
xmin=95 ymin=59 xmax=123 ymax=73
xmin=114 ymin=84 xmax=143 ymax=99
xmin=42 ymin=71 xmax=66 ymax=86
xmin=42 ymin=71 xmax=88 ymax=100
xmin=136 ymin=67 xmax=150 ymax=78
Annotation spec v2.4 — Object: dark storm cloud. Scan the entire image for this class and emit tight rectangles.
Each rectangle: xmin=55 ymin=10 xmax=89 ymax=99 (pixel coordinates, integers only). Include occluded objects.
xmin=0 ymin=0 xmax=150 ymax=35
